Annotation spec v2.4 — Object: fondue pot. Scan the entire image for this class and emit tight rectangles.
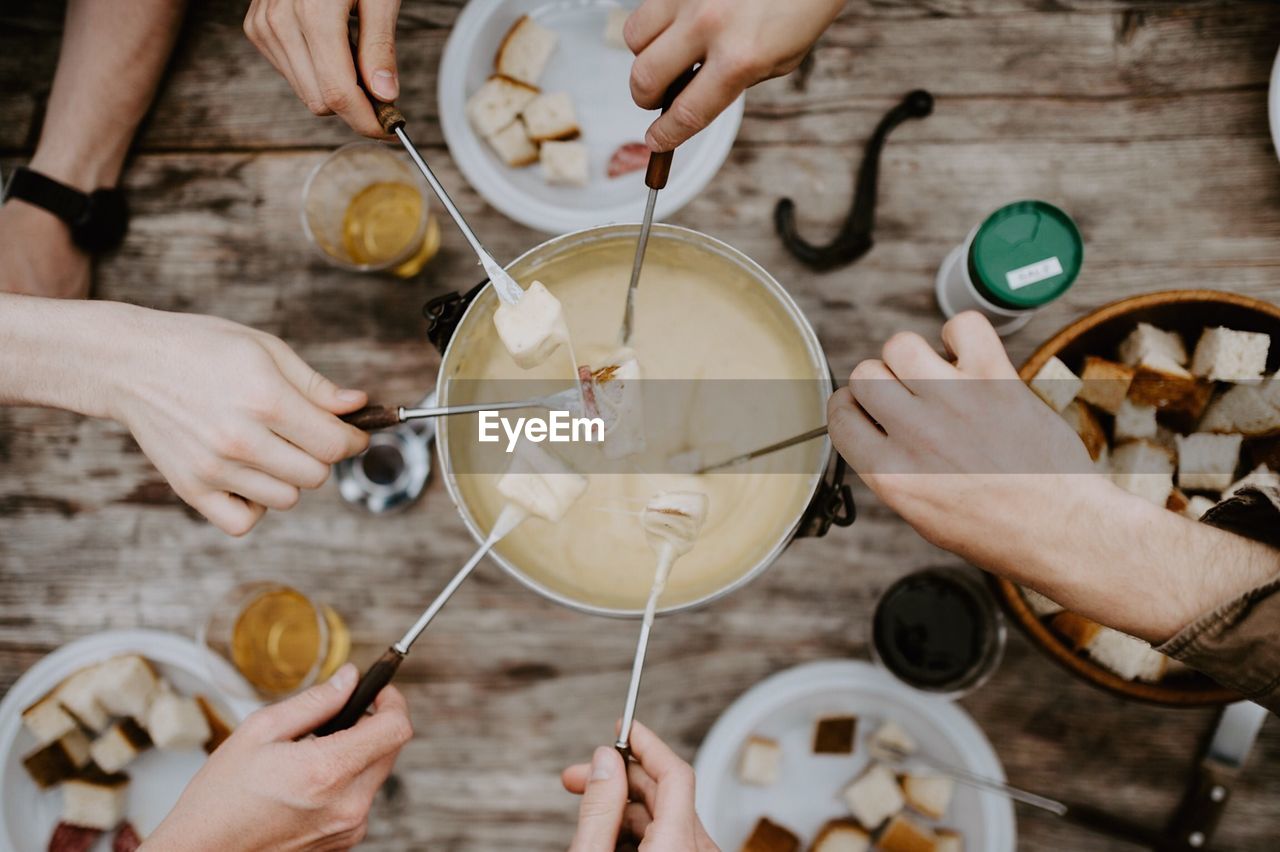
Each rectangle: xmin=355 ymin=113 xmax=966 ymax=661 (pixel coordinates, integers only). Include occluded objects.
xmin=421 ymin=224 xmax=855 ymax=618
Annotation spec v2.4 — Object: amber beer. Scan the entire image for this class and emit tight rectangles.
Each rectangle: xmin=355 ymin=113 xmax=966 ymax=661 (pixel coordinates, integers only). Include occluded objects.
xmin=341 ymin=181 xmax=440 ymax=277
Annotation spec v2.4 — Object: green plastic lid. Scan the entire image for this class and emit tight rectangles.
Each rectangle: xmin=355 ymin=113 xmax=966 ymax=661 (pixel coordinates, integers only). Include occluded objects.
xmin=967 ymin=201 xmax=1082 ymax=311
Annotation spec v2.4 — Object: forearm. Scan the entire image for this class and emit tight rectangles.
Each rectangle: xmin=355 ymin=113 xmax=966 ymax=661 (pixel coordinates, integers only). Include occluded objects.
xmin=29 ymin=0 xmax=186 ymax=190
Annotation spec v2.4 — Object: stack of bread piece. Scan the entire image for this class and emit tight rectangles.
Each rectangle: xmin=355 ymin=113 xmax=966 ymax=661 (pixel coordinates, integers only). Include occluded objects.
xmin=465 ymin=16 xmax=590 ymax=185
xmin=1023 ymin=321 xmax=1280 ymax=684
xmin=19 ymin=654 xmax=234 ymax=847
xmin=738 ymin=719 xmax=965 ymax=852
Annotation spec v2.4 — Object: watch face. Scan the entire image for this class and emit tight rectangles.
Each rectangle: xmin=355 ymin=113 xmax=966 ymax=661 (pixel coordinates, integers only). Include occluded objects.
xmin=72 ymin=189 xmax=130 ymax=254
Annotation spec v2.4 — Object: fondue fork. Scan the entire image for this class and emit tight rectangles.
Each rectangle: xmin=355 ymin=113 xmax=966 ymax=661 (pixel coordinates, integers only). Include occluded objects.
xmin=693 ymin=425 xmax=830 ymax=474
xmin=620 ymin=68 xmax=699 ymax=345
xmin=342 ymin=387 xmax=582 ymax=432
xmin=614 ymin=542 xmax=678 ymax=763
xmin=313 ymin=502 xmax=529 ymax=737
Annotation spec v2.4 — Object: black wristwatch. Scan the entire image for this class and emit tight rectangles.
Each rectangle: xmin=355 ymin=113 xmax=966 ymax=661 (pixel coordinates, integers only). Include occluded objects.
xmin=2 ymin=166 xmax=129 ymax=254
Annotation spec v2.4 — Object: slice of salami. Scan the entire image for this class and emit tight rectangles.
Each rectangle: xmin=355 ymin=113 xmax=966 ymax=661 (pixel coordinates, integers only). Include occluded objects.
xmin=607 ymin=143 xmax=650 ymax=178
xmin=112 ymin=823 xmax=143 ymax=852
xmin=47 ymin=822 xmax=101 ymax=852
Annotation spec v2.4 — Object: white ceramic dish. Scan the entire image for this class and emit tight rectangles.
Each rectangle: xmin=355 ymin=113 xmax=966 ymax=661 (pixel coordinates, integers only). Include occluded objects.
xmin=693 ymin=659 xmax=1016 ymax=851
xmin=1270 ymin=47 xmax=1280 ymax=161
xmin=0 ymin=630 xmax=262 ymax=852
xmin=438 ymin=0 xmax=744 ymax=234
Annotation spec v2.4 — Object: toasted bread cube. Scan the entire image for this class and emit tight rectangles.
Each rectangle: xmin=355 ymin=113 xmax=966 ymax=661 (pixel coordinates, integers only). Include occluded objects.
xmin=1258 ymin=374 xmax=1280 ymax=407
xmin=495 ymin=15 xmax=558 ymax=87
xmin=1176 ymin=433 xmax=1243 ymax=492
xmin=1223 ymin=464 xmax=1280 ymax=500
xmin=1167 ymin=487 xmax=1190 ymax=515
xmin=737 ymin=735 xmax=781 ymax=786
xmin=89 ymin=718 xmax=152 ymax=774
xmin=740 ymin=817 xmax=800 ymax=852
xmin=1093 ymin=442 xmax=1111 ymax=474
xmin=1078 ymin=356 xmax=1135 ymax=414
xmin=810 ymin=819 xmax=870 ymax=852
xmin=813 ymin=715 xmax=857 ymax=754
xmin=57 ymin=665 xmax=110 ymax=733
xmin=1029 ymin=356 xmax=1081 ymax=412
xmin=1191 ymin=327 xmax=1270 ymax=382
xmin=63 ymin=766 xmax=129 ymax=831
xmin=1199 ymin=385 xmax=1280 ymax=437
xmin=466 ymin=75 xmax=539 ymax=138
xmin=485 ymin=121 xmax=539 ymax=168
xmin=22 ymin=693 xmax=78 ymax=746
xmin=935 ymin=829 xmax=965 ymax=852
xmin=196 ymin=695 xmax=235 ymax=754
xmin=1119 ymin=323 xmax=1187 ymax=367
xmin=868 ymin=720 xmax=917 ymax=760
xmin=1021 ymin=587 xmax=1064 ymax=617
xmin=145 ymin=692 xmax=211 ymax=751
xmin=1086 ymin=627 xmax=1168 ymax=682
xmin=95 ymin=655 xmax=160 ymax=721
xmin=1185 ymin=494 xmax=1217 ymax=519
xmin=540 ymin=140 xmax=589 ymax=186
xmin=22 ymin=730 xmax=92 ymax=789
xmin=1061 ymin=402 xmax=1107 ymax=461
xmin=842 ymin=763 xmax=904 ymax=830
xmin=903 ymin=773 xmax=954 ymax=820
xmin=1129 ymin=354 xmax=1212 ymax=418
xmin=878 ymin=814 xmax=939 ymax=852
xmin=1051 ymin=611 xmax=1102 ymax=651
xmin=1111 ymin=440 xmax=1175 ymax=505
xmin=521 ymin=91 xmax=579 ymax=142
xmin=1113 ymin=398 xmax=1157 ymax=442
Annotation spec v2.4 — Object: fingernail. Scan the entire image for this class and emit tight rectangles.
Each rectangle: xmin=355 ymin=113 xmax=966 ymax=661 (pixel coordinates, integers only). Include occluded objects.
xmin=330 ymin=663 xmax=357 ymax=692
xmin=372 ymin=70 xmax=398 ymax=100
xmin=590 ymin=747 xmax=614 ymax=781
xmin=337 ymin=388 xmax=364 ymax=404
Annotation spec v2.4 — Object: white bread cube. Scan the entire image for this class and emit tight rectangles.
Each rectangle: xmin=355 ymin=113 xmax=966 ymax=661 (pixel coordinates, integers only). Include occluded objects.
xmin=1185 ymin=494 xmax=1217 ymax=519
xmin=57 ymin=665 xmax=110 ymax=733
xmin=1191 ymin=327 xmax=1270 ymax=382
xmin=1176 ymin=432 xmax=1243 ymax=492
xmin=521 ymin=91 xmax=579 ymax=142
xmin=811 ymin=819 xmax=870 ymax=852
xmin=1086 ymin=627 xmax=1168 ymax=682
xmin=878 ymin=814 xmax=938 ymax=852
xmin=841 ymin=763 xmax=904 ymax=829
xmin=21 ymin=730 xmax=92 ymax=789
xmin=62 ymin=767 xmax=128 ymax=831
xmin=540 ymin=140 xmax=589 ymax=186
xmin=22 ymin=694 xmax=78 ymax=746
xmin=1222 ymin=464 xmax=1279 ymax=500
xmin=1259 ymin=374 xmax=1280 ymax=408
xmin=903 ymin=773 xmax=954 ymax=820
xmin=94 ymin=655 xmax=160 ymax=721
xmin=1111 ymin=440 xmax=1175 ymax=506
xmin=936 ymin=829 xmax=965 ymax=852
xmin=495 ymin=16 xmax=558 ymax=87
xmin=89 ymin=718 xmax=152 ymax=774
xmin=1119 ymin=323 xmax=1187 ymax=367
xmin=466 ymin=75 xmax=539 ymax=138
xmin=1030 ymin=356 xmax=1081 ymax=412
xmin=1061 ymin=402 xmax=1107 ymax=461
xmin=1113 ymin=398 xmax=1157 ymax=442
xmin=1078 ymin=356 xmax=1135 ymax=414
xmin=1199 ymin=385 xmax=1280 ymax=437
xmin=485 ymin=121 xmax=539 ymax=168
xmin=145 ymin=693 xmax=211 ymax=751
xmin=869 ymin=720 xmax=917 ymax=759
xmin=604 ymin=7 xmax=630 ymax=49
xmin=1021 ymin=587 xmax=1064 ymax=617
xmin=737 ymin=735 xmax=781 ymax=786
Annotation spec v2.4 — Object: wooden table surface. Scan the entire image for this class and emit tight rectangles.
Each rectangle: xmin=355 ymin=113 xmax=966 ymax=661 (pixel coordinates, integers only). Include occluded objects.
xmin=3 ymin=1 xmax=1280 ymax=849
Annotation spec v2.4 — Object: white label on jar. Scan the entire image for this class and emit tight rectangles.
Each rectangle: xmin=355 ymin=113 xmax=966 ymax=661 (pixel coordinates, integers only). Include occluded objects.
xmin=1005 ymin=257 xmax=1063 ymax=290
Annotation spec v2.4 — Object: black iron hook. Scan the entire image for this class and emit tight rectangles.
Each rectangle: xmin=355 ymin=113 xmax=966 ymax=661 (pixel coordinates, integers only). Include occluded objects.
xmin=775 ymin=89 xmax=934 ymax=272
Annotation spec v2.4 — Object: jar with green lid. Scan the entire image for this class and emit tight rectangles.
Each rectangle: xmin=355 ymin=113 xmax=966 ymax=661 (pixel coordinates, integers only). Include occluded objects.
xmin=935 ymin=200 xmax=1083 ymax=335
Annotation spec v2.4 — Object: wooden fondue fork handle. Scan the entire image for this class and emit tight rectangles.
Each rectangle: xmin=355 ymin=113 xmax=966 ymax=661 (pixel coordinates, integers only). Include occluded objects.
xmin=312 ymin=646 xmax=405 ymax=737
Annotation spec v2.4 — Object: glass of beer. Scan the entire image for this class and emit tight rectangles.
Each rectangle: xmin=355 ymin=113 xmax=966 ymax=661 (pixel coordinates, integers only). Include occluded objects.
xmin=200 ymin=582 xmax=351 ymax=701
xmin=301 ymin=141 xmax=441 ymax=278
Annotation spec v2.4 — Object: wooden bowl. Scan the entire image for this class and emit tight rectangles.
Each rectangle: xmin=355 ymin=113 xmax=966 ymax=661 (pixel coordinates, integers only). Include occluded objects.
xmin=996 ymin=289 xmax=1280 ymax=707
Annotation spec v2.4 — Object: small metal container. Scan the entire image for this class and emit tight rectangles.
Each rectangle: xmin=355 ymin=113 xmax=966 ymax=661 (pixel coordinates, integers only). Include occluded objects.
xmin=335 ymin=393 xmax=435 ymax=514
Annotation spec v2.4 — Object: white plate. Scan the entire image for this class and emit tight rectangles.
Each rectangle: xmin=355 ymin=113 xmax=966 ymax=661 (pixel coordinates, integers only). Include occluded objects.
xmin=1270 ymin=47 xmax=1280 ymax=161
xmin=693 ymin=660 xmax=1016 ymax=851
xmin=0 ymin=630 xmax=262 ymax=852
xmin=438 ymin=0 xmax=744 ymax=235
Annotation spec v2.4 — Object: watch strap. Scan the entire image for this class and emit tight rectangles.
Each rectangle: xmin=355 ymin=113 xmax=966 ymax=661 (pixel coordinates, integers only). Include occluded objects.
xmin=3 ymin=166 xmax=90 ymax=225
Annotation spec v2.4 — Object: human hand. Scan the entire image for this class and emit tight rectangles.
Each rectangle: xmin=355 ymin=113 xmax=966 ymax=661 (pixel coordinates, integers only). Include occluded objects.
xmin=0 ymin=199 xmax=91 ymax=299
xmin=826 ymin=312 xmax=1104 ymax=576
xmin=624 ymin=0 xmax=845 ymax=151
xmin=105 ymin=305 xmax=369 ymax=536
xmin=562 ymin=721 xmax=719 ymax=851
xmin=244 ymin=0 xmax=399 ymax=138
xmin=143 ymin=664 xmax=413 ymax=852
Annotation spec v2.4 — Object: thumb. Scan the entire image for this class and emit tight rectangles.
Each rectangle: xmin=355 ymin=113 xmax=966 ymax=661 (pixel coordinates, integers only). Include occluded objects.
xmin=358 ymin=0 xmax=402 ymax=101
xmin=263 ymin=340 xmax=367 ymax=415
xmin=568 ymin=747 xmax=629 ymax=852
xmin=247 ymin=663 xmax=358 ymax=741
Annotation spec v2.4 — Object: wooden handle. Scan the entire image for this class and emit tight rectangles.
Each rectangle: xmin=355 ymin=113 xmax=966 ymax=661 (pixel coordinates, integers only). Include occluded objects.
xmin=1156 ymin=762 xmax=1234 ymax=851
xmin=341 ymin=405 xmax=402 ymax=431
xmin=645 ymin=67 xmax=699 ymax=190
xmin=313 ymin=647 xmax=405 ymax=737
xmin=347 ymin=28 xmax=406 ymax=133
xmin=612 ymin=743 xmax=640 ymax=852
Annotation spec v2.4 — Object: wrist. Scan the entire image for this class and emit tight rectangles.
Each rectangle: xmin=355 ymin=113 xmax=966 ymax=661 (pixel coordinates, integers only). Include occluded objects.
xmin=27 ymin=145 xmax=125 ymax=194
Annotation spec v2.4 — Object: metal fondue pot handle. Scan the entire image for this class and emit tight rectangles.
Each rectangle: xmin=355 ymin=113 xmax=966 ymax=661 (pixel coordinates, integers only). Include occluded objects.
xmin=421 ymin=287 xmax=857 ymax=539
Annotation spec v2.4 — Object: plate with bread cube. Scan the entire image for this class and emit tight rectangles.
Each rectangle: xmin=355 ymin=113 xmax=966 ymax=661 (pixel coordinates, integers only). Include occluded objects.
xmin=439 ymin=0 xmax=744 ymax=234
xmin=1000 ymin=289 xmax=1280 ymax=706
xmin=0 ymin=629 xmax=261 ymax=852
xmin=693 ymin=660 xmax=1015 ymax=852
